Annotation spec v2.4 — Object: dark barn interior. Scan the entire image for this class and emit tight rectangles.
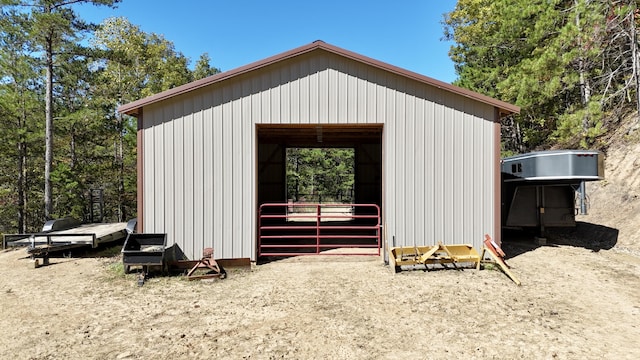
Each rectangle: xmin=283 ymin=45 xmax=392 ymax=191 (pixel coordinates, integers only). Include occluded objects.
xmin=256 ymin=124 xmax=383 ymax=256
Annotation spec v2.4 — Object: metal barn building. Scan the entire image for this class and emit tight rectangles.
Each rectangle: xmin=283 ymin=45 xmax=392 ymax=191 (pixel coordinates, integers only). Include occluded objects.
xmin=119 ymin=41 xmax=519 ymax=262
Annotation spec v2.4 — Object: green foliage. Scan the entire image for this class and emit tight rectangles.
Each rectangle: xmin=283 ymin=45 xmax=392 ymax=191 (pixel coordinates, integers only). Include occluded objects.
xmin=92 ymin=17 xmax=193 ymax=100
xmin=106 ymin=258 xmax=126 ymax=278
xmin=0 ymin=5 xmax=218 ymax=232
xmin=286 ymin=148 xmax=354 ymax=203
xmin=50 ymin=161 xmax=85 ymax=220
xmin=91 ymin=16 xmax=195 ymax=221
xmin=4 ymin=1 xmax=123 ymax=220
xmin=0 ymin=6 xmax=46 ymax=232
xmin=444 ymin=0 xmax=625 ymax=153
xmin=192 ymin=52 xmax=221 ymax=80
xmin=553 ymin=98 xmax=605 ymax=147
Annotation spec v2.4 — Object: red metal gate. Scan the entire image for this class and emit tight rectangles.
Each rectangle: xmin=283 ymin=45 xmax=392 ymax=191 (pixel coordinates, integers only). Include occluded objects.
xmin=258 ymin=203 xmax=381 ymax=256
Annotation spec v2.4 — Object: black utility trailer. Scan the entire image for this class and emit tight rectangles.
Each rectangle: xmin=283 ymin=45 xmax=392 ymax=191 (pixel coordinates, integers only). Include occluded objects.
xmin=121 ymin=233 xmax=167 ymax=278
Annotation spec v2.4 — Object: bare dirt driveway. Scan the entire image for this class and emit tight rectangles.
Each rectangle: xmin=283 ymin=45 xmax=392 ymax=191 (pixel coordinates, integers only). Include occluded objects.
xmin=1 ymin=235 xmax=639 ymax=360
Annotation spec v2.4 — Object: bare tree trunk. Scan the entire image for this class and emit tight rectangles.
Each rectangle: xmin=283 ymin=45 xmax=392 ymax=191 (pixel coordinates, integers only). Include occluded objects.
xmin=631 ymin=0 xmax=640 ymax=123
xmin=18 ymin=116 xmax=26 ymax=234
xmin=44 ymin=23 xmax=54 ymax=220
xmin=516 ymin=119 xmax=524 ymax=153
xmin=579 ymin=67 xmax=592 ymax=113
xmin=70 ymin=127 xmax=76 ymax=169
xmin=576 ymin=0 xmax=592 ymax=133
xmin=501 ymin=115 xmax=523 ymax=154
xmin=14 ymin=79 xmax=27 ymax=233
xmin=117 ymin=113 xmax=125 ymax=222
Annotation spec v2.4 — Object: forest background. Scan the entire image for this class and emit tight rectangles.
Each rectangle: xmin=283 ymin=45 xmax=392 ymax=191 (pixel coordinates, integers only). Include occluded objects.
xmin=1 ymin=0 xmax=639 ymax=233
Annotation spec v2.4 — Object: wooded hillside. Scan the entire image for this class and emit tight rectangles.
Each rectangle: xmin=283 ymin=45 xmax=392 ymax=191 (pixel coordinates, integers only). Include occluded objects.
xmin=444 ymin=0 xmax=640 ymax=154
xmin=0 ymin=1 xmax=219 ymax=233
xmin=1 ymin=0 xmax=638 ymax=234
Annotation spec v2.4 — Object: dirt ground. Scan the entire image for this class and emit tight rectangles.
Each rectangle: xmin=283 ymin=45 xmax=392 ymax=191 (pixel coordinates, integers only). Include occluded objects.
xmin=1 ymin=235 xmax=639 ymax=359
xmin=3 ymin=130 xmax=640 ymax=359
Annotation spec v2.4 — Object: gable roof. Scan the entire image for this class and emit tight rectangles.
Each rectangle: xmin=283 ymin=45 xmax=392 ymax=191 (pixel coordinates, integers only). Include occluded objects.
xmin=118 ymin=40 xmax=520 ymax=116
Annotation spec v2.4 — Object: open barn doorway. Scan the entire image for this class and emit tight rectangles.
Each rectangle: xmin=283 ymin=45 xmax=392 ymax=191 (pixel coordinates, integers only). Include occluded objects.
xmin=286 ymin=147 xmax=355 ymax=217
xmin=257 ymin=124 xmax=383 ymax=257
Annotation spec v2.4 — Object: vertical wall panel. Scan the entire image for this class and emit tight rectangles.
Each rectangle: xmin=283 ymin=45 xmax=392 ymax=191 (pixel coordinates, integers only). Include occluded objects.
xmin=299 ymin=60 xmax=310 ymax=124
xmin=336 ymin=59 xmax=349 ymax=124
xmin=404 ymin=84 xmax=415 ymax=244
xmin=396 ymin=79 xmax=407 ymax=245
xmin=413 ymin=86 xmax=425 ymax=244
xmin=385 ymin=74 xmax=397 ymax=245
xmin=484 ymin=108 xmax=497 ymax=242
xmin=270 ymin=70 xmax=280 ymax=124
xmin=317 ymin=54 xmax=328 ymax=124
xmin=376 ymin=73 xmax=386 ymax=125
xmin=280 ymin=67 xmax=290 ymax=123
xmin=461 ymin=103 xmax=472 ymax=242
xmin=290 ymin=64 xmax=300 ymax=122
xmin=202 ymin=90 xmax=214 ymax=250
xmin=424 ymin=85 xmax=435 ymax=243
xmin=455 ymin=102 xmax=465 ymax=243
xmin=171 ymin=104 xmax=185 ymax=246
xmin=162 ymin=105 xmax=174 ymax=246
xmin=241 ymin=79 xmax=253 ymax=258
xmin=366 ymin=69 xmax=376 ymax=123
xmin=143 ymin=106 xmax=157 ymax=231
xmin=232 ymin=83 xmax=243 ymax=258
xmin=465 ymin=99 xmax=478 ymax=243
xmin=356 ymin=61 xmax=364 ymax=124
xmin=212 ymin=89 xmax=223 ymax=257
xmin=260 ymin=72 xmax=271 ymax=124
xmin=183 ymin=100 xmax=195 ymax=257
xmin=221 ymin=87 xmax=233 ymax=258
xmin=347 ymin=60 xmax=358 ymax=123
xmin=309 ymin=57 xmax=318 ymax=124
xmin=328 ymin=64 xmax=338 ymax=123
xmin=445 ymin=106 xmax=455 ymax=243
xmin=192 ymin=94 xmax=204 ymax=255
xmin=432 ymin=91 xmax=444 ymax=243
xmin=153 ymin=104 xmax=167 ymax=234
xmin=251 ymin=77 xmax=262 ymax=126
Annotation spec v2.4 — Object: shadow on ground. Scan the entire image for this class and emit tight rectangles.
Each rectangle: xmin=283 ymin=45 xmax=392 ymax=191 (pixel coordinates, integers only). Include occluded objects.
xmin=502 ymin=221 xmax=619 ymax=260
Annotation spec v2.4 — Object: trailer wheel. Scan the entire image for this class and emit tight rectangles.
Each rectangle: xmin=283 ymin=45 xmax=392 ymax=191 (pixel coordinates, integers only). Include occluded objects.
xmin=219 ymin=264 xmax=227 ymax=279
xmin=124 ymin=265 xmax=131 ymax=274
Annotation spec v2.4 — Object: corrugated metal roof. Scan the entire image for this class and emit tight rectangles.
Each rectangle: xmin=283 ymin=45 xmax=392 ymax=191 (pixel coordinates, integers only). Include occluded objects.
xmin=118 ymin=40 xmax=520 ymax=116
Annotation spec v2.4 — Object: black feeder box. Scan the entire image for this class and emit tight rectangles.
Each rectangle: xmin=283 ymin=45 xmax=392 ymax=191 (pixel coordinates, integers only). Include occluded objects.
xmin=121 ymin=233 xmax=167 ymax=274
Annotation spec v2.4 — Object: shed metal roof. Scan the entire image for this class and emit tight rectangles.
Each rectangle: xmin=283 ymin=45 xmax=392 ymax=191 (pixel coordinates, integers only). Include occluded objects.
xmin=118 ymin=40 xmax=520 ymax=116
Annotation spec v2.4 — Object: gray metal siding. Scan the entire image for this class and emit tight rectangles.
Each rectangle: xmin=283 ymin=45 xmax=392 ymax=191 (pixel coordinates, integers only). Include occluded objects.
xmin=141 ymin=51 xmax=497 ymax=260
xmin=383 ymin=83 xmax=497 ymax=251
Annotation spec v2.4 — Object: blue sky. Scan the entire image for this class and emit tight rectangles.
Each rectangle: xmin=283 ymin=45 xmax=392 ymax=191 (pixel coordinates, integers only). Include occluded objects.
xmin=75 ymin=0 xmax=458 ymax=83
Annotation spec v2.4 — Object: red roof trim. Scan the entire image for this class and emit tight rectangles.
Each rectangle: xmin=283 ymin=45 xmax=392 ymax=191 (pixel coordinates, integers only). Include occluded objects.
xmin=118 ymin=40 xmax=520 ymax=116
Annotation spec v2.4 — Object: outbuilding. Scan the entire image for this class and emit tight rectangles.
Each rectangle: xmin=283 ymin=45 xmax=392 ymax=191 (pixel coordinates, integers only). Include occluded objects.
xmin=119 ymin=41 xmax=519 ymax=262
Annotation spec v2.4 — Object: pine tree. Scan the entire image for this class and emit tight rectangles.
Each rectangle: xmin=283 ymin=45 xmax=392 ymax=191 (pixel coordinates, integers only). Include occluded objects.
xmin=0 ymin=8 xmax=44 ymax=232
xmin=1 ymin=0 xmax=121 ymax=220
xmin=92 ymin=17 xmax=194 ymax=221
xmin=192 ymin=53 xmax=221 ymax=81
xmin=444 ymin=0 xmax=609 ymax=151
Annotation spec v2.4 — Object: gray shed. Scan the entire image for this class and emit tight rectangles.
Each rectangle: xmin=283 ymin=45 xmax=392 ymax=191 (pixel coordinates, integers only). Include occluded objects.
xmin=119 ymin=41 xmax=519 ymax=261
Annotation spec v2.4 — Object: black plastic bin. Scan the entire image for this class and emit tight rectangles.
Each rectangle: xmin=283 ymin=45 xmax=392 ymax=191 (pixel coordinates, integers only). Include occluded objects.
xmin=121 ymin=233 xmax=167 ymax=274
